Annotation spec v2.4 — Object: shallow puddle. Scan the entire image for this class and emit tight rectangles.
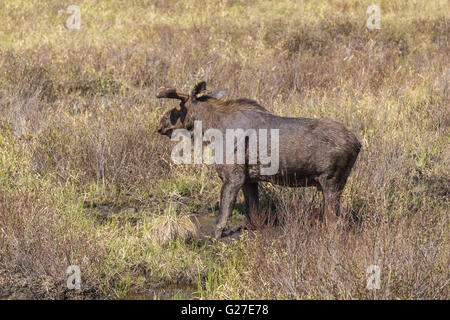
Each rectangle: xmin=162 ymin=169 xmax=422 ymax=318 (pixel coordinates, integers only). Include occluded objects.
xmin=196 ymin=212 xmax=246 ymax=240
xmin=126 ymin=283 xmax=199 ymax=300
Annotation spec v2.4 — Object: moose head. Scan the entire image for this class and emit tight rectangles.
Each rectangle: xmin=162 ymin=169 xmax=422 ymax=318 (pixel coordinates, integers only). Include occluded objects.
xmin=156 ymin=81 xmax=227 ymax=136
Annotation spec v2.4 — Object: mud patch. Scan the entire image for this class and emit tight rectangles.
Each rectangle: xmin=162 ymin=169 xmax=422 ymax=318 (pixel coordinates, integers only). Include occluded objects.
xmin=83 ymin=201 xmax=143 ymax=225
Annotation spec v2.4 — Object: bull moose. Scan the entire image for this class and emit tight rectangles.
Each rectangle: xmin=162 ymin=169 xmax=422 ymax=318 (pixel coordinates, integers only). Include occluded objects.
xmin=156 ymin=82 xmax=361 ymax=238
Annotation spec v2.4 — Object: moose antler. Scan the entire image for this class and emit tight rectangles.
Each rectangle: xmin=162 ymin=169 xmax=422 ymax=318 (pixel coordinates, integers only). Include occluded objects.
xmin=156 ymin=87 xmax=189 ymax=102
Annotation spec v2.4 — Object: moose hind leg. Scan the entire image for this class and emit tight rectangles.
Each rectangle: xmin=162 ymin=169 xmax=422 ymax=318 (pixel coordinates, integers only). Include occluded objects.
xmin=323 ymin=189 xmax=342 ymax=225
xmin=318 ymin=176 xmax=342 ymax=225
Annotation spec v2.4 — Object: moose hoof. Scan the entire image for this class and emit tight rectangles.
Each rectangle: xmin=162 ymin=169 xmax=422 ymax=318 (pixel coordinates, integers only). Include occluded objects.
xmin=214 ymin=228 xmax=223 ymax=239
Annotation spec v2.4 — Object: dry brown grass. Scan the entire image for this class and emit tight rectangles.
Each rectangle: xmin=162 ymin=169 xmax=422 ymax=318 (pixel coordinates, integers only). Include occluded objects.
xmin=0 ymin=0 xmax=448 ymax=299
xmin=148 ymin=207 xmax=200 ymax=246
xmin=220 ymin=193 xmax=448 ymax=299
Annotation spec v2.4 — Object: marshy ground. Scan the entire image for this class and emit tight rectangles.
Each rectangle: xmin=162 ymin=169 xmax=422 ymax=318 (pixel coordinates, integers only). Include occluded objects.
xmin=0 ymin=0 xmax=448 ymax=299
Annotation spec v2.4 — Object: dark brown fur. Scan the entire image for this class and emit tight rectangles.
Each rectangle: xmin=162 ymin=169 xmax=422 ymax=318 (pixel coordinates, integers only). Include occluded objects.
xmin=207 ymin=98 xmax=269 ymax=114
xmin=157 ymin=82 xmax=361 ymax=238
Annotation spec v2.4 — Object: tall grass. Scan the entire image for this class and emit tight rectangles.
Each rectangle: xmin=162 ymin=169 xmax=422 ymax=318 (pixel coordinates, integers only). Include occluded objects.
xmin=0 ymin=0 xmax=448 ymax=299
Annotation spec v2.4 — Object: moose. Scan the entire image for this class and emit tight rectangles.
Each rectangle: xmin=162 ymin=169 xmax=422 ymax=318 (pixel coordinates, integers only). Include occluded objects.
xmin=156 ymin=82 xmax=361 ymax=238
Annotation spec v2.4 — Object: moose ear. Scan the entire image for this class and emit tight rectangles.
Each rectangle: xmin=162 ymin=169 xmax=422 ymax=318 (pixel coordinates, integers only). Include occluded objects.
xmin=191 ymin=81 xmax=207 ymax=100
xmin=207 ymin=89 xmax=228 ymax=99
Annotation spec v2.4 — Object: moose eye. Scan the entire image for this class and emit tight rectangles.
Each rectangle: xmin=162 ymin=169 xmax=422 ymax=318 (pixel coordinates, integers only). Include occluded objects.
xmin=169 ymin=106 xmax=186 ymax=125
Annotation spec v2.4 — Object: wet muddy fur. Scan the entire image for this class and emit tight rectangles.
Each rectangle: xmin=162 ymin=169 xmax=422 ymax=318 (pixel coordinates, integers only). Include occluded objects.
xmin=157 ymin=82 xmax=361 ymax=238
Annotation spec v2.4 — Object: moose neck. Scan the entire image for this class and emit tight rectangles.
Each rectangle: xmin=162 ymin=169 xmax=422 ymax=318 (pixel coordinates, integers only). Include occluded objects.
xmin=190 ymin=103 xmax=222 ymax=133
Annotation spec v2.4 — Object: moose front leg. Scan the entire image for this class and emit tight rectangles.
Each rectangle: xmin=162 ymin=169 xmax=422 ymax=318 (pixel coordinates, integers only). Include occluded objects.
xmin=215 ymin=175 xmax=245 ymax=239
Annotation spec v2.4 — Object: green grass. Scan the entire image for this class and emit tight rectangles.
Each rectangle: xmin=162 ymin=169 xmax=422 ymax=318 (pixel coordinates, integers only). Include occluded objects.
xmin=0 ymin=0 xmax=448 ymax=299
